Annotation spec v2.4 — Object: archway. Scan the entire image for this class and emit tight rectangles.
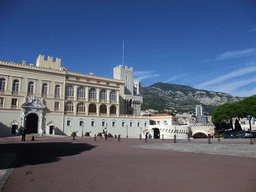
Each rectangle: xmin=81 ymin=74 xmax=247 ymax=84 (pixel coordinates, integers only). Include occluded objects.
xmin=193 ymin=132 xmax=208 ymax=138
xmin=100 ymin=104 xmax=107 ymax=114
xmin=49 ymin=126 xmax=54 ymax=134
xmin=110 ymin=105 xmax=116 ymax=114
xmin=11 ymin=125 xmax=17 ymax=134
xmin=26 ymin=113 xmax=38 ymax=134
xmin=153 ymin=128 xmax=160 ymax=139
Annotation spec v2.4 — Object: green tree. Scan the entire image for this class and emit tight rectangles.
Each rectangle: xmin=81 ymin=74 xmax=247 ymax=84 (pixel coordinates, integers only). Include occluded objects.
xmin=238 ymin=96 xmax=256 ymax=131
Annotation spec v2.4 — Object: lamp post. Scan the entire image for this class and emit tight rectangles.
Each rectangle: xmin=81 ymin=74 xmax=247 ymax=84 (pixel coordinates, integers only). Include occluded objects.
xmin=80 ymin=119 xmax=84 ymax=137
xmin=105 ymin=123 xmax=108 ymax=140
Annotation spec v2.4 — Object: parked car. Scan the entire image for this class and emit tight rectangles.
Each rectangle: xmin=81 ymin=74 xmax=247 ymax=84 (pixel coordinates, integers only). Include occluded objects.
xmin=223 ymin=132 xmax=236 ymax=138
xmin=251 ymin=131 xmax=256 ymax=138
xmin=236 ymin=131 xmax=245 ymax=138
xmin=245 ymin=131 xmax=253 ymax=138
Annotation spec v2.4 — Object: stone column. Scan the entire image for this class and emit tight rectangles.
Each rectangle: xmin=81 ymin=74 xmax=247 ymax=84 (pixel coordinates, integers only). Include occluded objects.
xmin=116 ymin=91 xmax=119 ymax=103
xmin=74 ymin=102 xmax=78 ymax=115
xmin=38 ymin=111 xmax=43 ymax=135
xmin=107 ymin=104 xmax=110 ymax=117
xmin=116 ymin=105 xmax=120 ymax=117
xmin=86 ymin=87 xmax=89 ymax=102
xmin=85 ymin=104 xmax=89 ymax=116
xmin=96 ymin=104 xmax=100 ymax=116
xmin=74 ymin=85 xmax=78 ymax=100
xmin=107 ymin=90 xmax=110 ymax=103
xmin=96 ymin=88 xmax=100 ymax=102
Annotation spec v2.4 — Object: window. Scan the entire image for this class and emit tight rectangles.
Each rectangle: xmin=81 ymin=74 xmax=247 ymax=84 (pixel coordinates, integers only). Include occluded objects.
xmin=100 ymin=89 xmax=106 ymax=100
xmin=112 ymin=122 xmax=115 ymax=127
xmin=54 ymin=102 xmax=60 ymax=111
xmin=110 ymin=91 xmax=116 ymax=101
xmin=42 ymin=83 xmax=48 ymax=95
xmin=67 ymin=120 xmax=71 ymax=126
xmin=27 ymin=81 xmax=34 ymax=93
xmin=130 ymin=122 xmax=133 ymax=127
xmin=77 ymin=87 xmax=85 ymax=98
xmin=65 ymin=85 xmax=74 ymax=97
xmin=12 ymin=80 xmax=19 ymax=92
xmin=91 ymin=120 xmax=95 ymax=127
xmin=55 ymin=85 xmax=60 ymax=97
xmin=0 ymin=78 xmax=6 ymax=91
xmin=11 ymin=99 xmax=17 ymax=109
xmin=77 ymin=102 xmax=85 ymax=112
xmin=157 ymin=121 xmax=160 ymax=125
xmin=164 ymin=121 xmax=167 ymax=125
xmin=122 ymin=122 xmax=125 ymax=127
xmin=0 ymin=97 xmax=4 ymax=108
xmin=65 ymin=102 xmax=73 ymax=112
xmin=79 ymin=121 xmax=84 ymax=126
xmin=145 ymin=123 xmax=147 ymax=127
xmin=89 ymin=88 xmax=96 ymax=99
xmin=137 ymin=122 xmax=140 ymax=127
xmin=102 ymin=121 xmax=105 ymax=127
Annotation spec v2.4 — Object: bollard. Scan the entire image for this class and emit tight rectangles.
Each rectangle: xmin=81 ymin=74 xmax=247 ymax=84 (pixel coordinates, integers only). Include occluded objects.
xmin=32 ymin=136 xmax=35 ymax=141
xmin=94 ymin=134 xmax=96 ymax=141
xmin=162 ymin=134 xmax=164 ymax=141
xmin=218 ymin=134 xmax=220 ymax=142
xmin=208 ymin=135 xmax=211 ymax=144
xmin=174 ymin=135 xmax=176 ymax=143
xmin=139 ymin=134 xmax=141 ymax=140
xmin=250 ymin=135 xmax=253 ymax=144
xmin=118 ymin=134 xmax=120 ymax=142
xmin=188 ymin=133 xmax=190 ymax=141
xmin=105 ymin=134 xmax=107 ymax=140
xmin=115 ymin=135 xmax=117 ymax=138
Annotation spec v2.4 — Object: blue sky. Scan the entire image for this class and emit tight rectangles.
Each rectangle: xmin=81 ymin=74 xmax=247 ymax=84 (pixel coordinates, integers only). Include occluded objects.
xmin=1 ymin=0 xmax=256 ymax=97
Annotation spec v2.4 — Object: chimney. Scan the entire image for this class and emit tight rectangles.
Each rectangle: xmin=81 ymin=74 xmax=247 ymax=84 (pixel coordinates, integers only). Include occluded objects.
xmin=22 ymin=60 xmax=26 ymax=65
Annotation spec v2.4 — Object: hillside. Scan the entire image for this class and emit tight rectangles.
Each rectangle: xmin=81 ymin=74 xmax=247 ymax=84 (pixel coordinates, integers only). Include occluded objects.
xmin=141 ymin=82 xmax=243 ymax=115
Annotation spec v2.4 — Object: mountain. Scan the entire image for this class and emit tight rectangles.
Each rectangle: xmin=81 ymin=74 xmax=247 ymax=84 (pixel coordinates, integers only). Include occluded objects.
xmin=140 ymin=82 xmax=243 ymax=115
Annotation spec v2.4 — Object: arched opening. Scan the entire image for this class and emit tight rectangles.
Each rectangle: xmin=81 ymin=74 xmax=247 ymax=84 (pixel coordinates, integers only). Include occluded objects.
xmin=153 ymin=128 xmax=160 ymax=139
xmin=11 ymin=125 xmax=17 ymax=134
xmin=110 ymin=105 xmax=116 ymax=114
xmin=100 ymin=104 xmax=107 ymax=114
xmin=89 ymin=103 xmax=96 ymax=113
xmin=193 ymin=132 xmax=208 ymax=138
xmin=26 ymin=113 xmax=38 ymax=134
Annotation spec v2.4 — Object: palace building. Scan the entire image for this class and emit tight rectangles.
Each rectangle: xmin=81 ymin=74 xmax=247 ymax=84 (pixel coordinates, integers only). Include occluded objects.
xmin=0 ymin=54 xmax=147 ymax=137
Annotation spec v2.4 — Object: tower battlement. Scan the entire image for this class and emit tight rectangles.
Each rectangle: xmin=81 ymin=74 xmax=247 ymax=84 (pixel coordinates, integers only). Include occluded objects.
xmin=36 ymin=54 xmax=61 ymax=70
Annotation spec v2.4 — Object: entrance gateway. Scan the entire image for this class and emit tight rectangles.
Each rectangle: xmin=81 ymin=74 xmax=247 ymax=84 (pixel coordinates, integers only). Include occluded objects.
xmin=21 ymin=96 xmax=46 ymax=135
xmin=153 ymin=128 xmax=160 ymax=139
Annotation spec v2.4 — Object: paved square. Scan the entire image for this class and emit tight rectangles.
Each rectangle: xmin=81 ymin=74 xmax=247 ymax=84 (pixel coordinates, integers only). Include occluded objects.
xmin=1 ymin=136 xmax=256 ymax=192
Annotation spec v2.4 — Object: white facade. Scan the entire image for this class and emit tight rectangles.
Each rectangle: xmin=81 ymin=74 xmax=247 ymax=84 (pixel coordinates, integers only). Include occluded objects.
xmin=0 ymin=55 xmax=148 ymax=137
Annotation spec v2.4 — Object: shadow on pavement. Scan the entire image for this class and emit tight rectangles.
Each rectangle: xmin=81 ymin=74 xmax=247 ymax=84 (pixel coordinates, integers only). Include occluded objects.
xmin=0 ymin=142 xmax=96 ymax=169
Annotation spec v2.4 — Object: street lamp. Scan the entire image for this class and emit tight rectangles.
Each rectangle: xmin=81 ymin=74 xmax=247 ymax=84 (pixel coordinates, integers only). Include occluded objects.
xmin=80 ymin=119 xmax=84 ymax=137
xmin=105 ymin=123 xmax=108 ymax=140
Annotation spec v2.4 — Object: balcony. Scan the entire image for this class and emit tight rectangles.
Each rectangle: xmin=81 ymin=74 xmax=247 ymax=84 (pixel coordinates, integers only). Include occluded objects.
xmin=88 ymin=98 xmax=97 ymax=102
xmin=77 ymin=97 xmax=86 ymax=101
xmin=54 ymin=95 xmax=60 ymax=99
xmin=11 ymin=105 xmax=17 ymax=109
xmin=65 ymin=96 xmax=74 ymax=100
xmin=41 ymin=94 xmax=47 ymax=98
xmin=27 ymin=92 xmax=34 ymax=96
xmin=12 ymin=91 xmax=18 ymax=96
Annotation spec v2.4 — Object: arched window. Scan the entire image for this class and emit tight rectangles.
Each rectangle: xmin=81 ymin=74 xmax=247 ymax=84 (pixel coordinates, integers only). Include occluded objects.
xmin=77 ymin=87 xmax=85 ymax=98
xmin=100 ymin=89 xmax=106 ymax=100
xmin=110 ymin=91 xmax=116 ymax=101
xmin=110 ymin=105 xmax=116 ymax=114
xmin=65 ymin=101 xmax=73 ymax=112
xmin=12 ymin=80 xmax=19 ymax=92
xmin=100 ymin=104 xmax=107 ymax=113
xmin=89 ymin=88 xmax=96 ymax=99
xmin=27 ymin=81 xmax=34 ymax=93
xmin=65 ymin=85 xmax=74 ymax=97
xmin=89 ymin=103 xmax=96 ymax=113
xmin=42 ymin=83 xmax=48 ymax=95
xmin=77 ymin=102 xmax=85 ymax=112
xmin=55 ymin=85 xmax=60 ymax=96
xmin=0 ymin=78 xmax=6 ymax=91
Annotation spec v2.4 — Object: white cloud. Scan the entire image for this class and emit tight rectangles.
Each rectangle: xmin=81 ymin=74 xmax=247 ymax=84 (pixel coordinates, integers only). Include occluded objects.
xmin=134 ymin=70 xmax=159 ymax=82
xmin=195 ymin=63 xmax=256 ymax=89
xmin=206 ymin=78 xmax=256 ymax=95
xmin=216 ymin=48 xmax=256 ymax=60
xmin=163 ymin=75 xmax=186 ymax=83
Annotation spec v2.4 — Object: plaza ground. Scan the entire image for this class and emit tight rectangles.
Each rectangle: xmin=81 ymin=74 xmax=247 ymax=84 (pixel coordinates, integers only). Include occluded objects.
xmin=0 ymin=135 xmax=256 ymax=192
